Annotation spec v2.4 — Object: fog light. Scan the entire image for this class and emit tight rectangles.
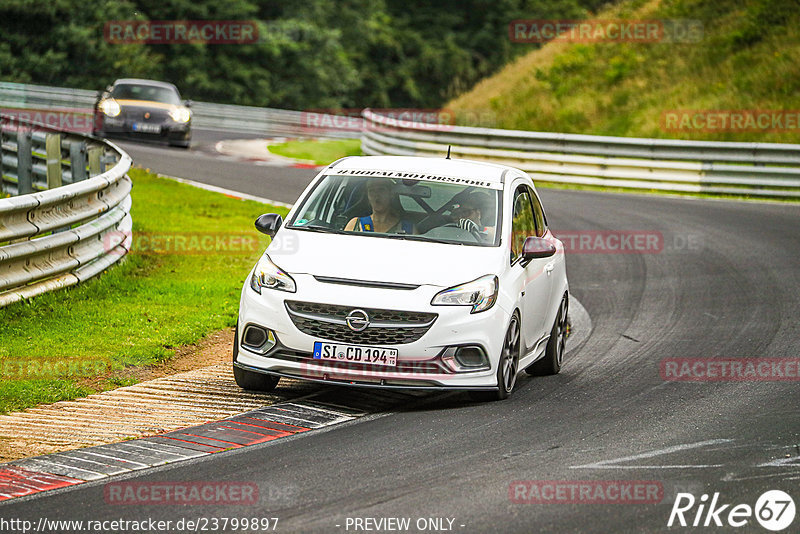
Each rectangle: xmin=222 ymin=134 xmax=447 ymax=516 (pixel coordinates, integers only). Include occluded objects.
xmin=455 ymin=346 xmax=486 ymax=368
xmin=241 ymin=324 xmax=276 ymax=353
xmin=441 ymin=345 xmax=489 ymax=372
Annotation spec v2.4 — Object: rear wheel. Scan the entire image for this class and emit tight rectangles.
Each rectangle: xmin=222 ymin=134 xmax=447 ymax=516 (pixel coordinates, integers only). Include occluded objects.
xmin=526 ymin=294 xmax=568 ymax=376
xmin=232 ymin=323 xmax=280 ymax=392
xmin=469 ymin=313 xmax=520 ymax=402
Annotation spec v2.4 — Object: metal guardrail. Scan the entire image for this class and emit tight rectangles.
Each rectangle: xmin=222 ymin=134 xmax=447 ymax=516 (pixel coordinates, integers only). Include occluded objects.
xmin=0 ymin=81 xmax=359 ymax=139
xmin=5 ymin=82 xmax=799 ymax=197
xmin=0 ymin=114 xmax=132 ymax=308
xmin=361 ymin=110 xmax=800 ymax=198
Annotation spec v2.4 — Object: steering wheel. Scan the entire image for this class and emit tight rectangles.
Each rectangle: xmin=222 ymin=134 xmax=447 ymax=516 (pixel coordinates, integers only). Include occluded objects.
xmin=443 ymin=220 xmax=484 ymax=242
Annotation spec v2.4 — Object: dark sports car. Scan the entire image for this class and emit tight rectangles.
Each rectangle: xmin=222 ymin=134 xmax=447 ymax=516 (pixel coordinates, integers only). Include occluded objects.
xmin=93 ymin=79 xmax=192 ymax=148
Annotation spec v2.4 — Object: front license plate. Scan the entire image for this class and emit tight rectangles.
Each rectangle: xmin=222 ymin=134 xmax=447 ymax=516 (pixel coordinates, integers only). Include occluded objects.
xmin=313 ymin=342 xmax=398 ymax=366
xmin=133 ymin=122 xmax=161 ymax=133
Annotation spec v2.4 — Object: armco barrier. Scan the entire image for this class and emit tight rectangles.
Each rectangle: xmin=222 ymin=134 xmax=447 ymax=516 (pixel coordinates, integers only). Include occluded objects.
xmin=0 ymin=81 xmax=359 ymax=139
xmin=5 ymin=82 xmax=799 ymax=197
xmin=361 ymin=109 xmax=800 ymax=198
xmin=0 ymin=114 xmax=132 ymax=308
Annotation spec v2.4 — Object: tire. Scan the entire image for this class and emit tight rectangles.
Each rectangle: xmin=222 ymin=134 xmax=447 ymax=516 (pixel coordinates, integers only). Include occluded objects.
xmin=526 ymin=294 xmax=568 ymax=376
xmin=469 ymin=313 xmax=520 ymax=402
xmin=232 ymin=323 xmax=280 ymax=392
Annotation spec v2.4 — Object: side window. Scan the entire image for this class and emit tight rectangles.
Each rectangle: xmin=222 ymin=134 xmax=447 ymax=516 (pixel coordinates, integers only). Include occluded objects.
xmin=510 ymin=186 xmax=536 ymax=263
xmin=527 ymin=186 xmax=547 ymax=237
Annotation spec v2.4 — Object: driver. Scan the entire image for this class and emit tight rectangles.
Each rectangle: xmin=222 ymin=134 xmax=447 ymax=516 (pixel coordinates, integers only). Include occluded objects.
xmin=344 ymin=178 xmax=414 ymax=234
xmin=450 ymin=191 xmax=491 ymax=240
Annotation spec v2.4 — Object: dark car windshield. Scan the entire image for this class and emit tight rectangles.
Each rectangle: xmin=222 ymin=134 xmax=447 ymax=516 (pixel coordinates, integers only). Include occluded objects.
xmin=111 ymin=84 xmax=181 ymax=105
xmin=287 ymin=173 xmax=503 ymax=247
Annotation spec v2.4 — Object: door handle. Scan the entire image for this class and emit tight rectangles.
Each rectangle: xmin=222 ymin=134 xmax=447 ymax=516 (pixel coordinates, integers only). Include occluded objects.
xmin=545 ymin=262 xmax=555 ymax=275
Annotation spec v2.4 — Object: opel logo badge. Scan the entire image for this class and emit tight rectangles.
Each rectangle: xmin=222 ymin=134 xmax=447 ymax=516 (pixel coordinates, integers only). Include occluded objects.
xmin=345 ymin=309 xmax=370 ymax=332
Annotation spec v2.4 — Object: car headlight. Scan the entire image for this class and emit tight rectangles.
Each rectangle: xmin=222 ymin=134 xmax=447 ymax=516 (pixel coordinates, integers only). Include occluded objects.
xmin=168 ymin=106 xmax=191 ymax=123
xmin=431 ymin=274 xmax=498 ymax=313
xmin=250 ymin=254 xmax=296 ymax=294
xmin=100 ymin=99 xmax=121 ymax=117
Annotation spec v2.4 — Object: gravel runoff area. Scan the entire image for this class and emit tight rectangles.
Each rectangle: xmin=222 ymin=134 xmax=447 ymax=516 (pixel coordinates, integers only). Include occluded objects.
xmin=0 ymin=329 xmax=318 ymax=462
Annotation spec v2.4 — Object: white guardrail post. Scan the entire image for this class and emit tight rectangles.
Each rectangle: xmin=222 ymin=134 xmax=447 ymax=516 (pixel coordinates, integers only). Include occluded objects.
xmin=361 ymin=109 xmax=800 ymax=198
xmin=0 ymin=113 xmax=133 ymax=308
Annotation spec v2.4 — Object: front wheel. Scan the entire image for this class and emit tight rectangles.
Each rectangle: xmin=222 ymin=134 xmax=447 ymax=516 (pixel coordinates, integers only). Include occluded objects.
xmin=469 ymin=313 xmax=520 ymax=402
xmin=526 ymin=294 xmax=568 ymax=376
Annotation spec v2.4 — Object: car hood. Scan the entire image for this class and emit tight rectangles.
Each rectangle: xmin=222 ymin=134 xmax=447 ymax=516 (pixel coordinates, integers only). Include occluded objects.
xmin=267 ymin=228 xmax=503 ymax=287
xmin=115 ymin=99 xmax=180 ymax=111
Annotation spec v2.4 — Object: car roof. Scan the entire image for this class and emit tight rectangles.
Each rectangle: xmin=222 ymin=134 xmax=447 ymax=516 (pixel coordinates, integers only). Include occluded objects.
xmin=112 ymin=79 xmax=179 ymax=91
xmin=329 ymin=156 xmax=526 ymax=187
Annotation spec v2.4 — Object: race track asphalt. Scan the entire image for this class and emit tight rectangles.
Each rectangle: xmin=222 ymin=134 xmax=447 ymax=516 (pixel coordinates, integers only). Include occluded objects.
xmin=3 ymin=134 xmax=799 ymax=533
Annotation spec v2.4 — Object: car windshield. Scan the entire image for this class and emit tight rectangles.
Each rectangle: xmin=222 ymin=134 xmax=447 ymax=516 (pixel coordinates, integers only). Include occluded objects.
xmin=287 ymin=172 xmax=503 ymax=246
xmin=111 ymin=83 xmax=181 ymax=105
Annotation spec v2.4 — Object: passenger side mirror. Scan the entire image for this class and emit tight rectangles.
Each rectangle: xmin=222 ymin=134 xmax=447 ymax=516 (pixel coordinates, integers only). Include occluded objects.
xmin=255 ymin=213 xmax=283 ymax=237
xmin=522 ymin=236 xmax=556 ymax=262
xmin=184 ymin=100 xmax=193 ymax=108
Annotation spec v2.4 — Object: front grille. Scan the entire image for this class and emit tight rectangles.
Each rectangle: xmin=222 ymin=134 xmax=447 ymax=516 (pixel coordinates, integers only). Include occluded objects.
xmin=285 ymin=301 xmax=436 ymax=345
xmin=121 ymin=108 xmax=169 ymax=122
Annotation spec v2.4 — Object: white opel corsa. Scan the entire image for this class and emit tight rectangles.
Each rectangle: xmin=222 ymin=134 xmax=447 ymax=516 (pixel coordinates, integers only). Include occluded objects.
xmin=234 ymin=156 xmax=568 ymax=400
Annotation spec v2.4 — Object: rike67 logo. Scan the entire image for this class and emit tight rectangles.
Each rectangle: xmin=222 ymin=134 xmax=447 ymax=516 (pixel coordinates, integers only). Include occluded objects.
xmin=668 ymin=490 xmax=795 ymax=531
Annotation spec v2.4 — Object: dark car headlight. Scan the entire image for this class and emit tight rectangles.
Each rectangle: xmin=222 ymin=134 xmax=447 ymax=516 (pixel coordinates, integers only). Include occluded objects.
xmin=99 ymin=99 xmax=121 ymax=117
xmin=168 ymin=107 xmax=191 ymax=123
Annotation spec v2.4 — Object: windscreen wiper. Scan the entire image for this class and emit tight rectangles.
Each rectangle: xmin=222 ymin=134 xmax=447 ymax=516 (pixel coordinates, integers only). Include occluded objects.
xmin=382 ymin=234 xmax=465 ymax=245
xmin=290 ymin=224 xmax=349 ymax=235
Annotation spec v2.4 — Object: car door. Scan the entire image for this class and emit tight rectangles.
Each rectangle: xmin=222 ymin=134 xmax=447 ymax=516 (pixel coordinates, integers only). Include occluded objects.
xmin=508 ymin=183 xmax=551 ymax=355
xmin=528 ymin=183 xmax=560 ymax=318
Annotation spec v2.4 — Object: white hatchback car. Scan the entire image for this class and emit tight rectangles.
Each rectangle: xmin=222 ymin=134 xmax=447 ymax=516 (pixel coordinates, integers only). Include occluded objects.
xmin=234 ymin=156 xmax=568 ymax=400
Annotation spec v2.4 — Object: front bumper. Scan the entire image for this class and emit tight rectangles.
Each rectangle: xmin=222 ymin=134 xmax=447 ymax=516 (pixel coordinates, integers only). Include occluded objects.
xmin=95 ymin=114 xmax=191 ymax=142
xmin=235 ymin=273 xmax=511 ymax=389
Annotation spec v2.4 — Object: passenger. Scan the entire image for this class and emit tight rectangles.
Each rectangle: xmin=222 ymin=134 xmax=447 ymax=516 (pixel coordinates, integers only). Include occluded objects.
xmin=344 ymin=178 xmax=414 ymax=234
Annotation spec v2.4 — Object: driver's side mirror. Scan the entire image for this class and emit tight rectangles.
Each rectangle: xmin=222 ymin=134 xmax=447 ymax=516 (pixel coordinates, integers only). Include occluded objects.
xmin=184 ymin=100 xmax=193 ymax=108
xmin=522 ymin=236 xmax=556 ymax=262
xmin=255 ymin=213 xmax=283 ymax=237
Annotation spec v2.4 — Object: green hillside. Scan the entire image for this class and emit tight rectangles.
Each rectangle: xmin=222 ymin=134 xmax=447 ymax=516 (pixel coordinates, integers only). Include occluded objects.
xmin=449 ymin=0 xmax=800 ymax=143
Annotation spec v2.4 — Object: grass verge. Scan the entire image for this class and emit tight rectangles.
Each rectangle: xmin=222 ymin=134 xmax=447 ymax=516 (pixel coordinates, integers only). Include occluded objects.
xmin=268 ymin=138 xmax=362 ymax=165
xmin=0 ymin=168 xmax=288 ymax=414
xmin=449 ymin=0 xmax=800 ymax=144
